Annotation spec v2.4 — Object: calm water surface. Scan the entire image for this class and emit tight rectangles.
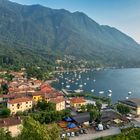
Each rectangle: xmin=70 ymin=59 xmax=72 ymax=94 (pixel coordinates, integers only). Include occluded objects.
xmin=52 ymin=68 xmax=140 ymax=103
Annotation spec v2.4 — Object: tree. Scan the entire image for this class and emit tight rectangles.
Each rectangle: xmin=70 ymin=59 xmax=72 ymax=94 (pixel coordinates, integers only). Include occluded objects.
xmin=37 ymin=100 xmax=56 ymax=111
xmin=96 ymin=100 xmax=102 ymax=111
xmin=1 ymin=83 xmax=9 ymax=94
xmin=19 ymin=117 xmax=61 ymax=140
xmin=89 ymin=107 xmax=99 ymax=122
xmin=0 ymin=128 xmax=12 ymax=140
xmin=0 ymin=108 xmax=11 ymax=118
xmin=80 ymin=105 xmax=87 ymax=112
xmin=117 ymin=103 xmax=130 ymax=115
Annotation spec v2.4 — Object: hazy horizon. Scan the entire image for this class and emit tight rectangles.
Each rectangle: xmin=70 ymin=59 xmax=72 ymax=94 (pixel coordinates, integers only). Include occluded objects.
xmin=10 ymin=0 xmax=140 ymax=43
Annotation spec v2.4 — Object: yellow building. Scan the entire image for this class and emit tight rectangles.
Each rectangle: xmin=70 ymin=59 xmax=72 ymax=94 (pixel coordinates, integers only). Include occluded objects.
xmin=7 ymin=97 xmax=33 ymax=114
xmin=70 ymin=97 xmax=86 ymax=109
xmin=28 ymin=92 xmax=43 ymax=102
xmin=50 ymin=98 xmax=66 ymax=111
xmin=0 ymin=117 xmax=22 ymax=137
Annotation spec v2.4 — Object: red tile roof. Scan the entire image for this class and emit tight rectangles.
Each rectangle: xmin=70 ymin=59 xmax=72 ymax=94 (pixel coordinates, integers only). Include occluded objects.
xmin=0 ymin=117 xmax=21 ymax=127
xmin=70 ymin=97 xmax=86 ymax=104
xmin=8 ymin=97 xmax=32 ymax=104
xmin=50 ymin=98 xmax=65 ymax=104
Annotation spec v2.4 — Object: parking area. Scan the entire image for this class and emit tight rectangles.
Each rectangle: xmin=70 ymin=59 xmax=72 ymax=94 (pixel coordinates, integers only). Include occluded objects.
xmin=69 ymin=127 xmax=121 ymax=140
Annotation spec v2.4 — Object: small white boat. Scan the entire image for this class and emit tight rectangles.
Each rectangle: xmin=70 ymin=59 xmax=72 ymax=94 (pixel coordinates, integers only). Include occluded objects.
xmin=91 ymin=89 xmax=94 ymax=92
xmin=93 ymin=79 xmax=96 ymax=82
xmin=79 ymin=84 xmax=83 ymax=88
xmin=99 ymin=91 xmax=104 ymax=94
xmin=108 ymin=93 xmax=112 ymax=97
xmin=128 ymin=91 xmax=132 ymax=95
xmin=87 ymin=78 xmax=90 ymax=80
xmin=75 ymin=82 xmax=78 ymax=85
xmin=66 ymin=85 xmax=70 ymax=88
xmin=74 ymin=89 xmax=83 ymax=93
xmin=108 ymin=90 xmax=112 ymax=93
xmin=61 ymin=82 xmax=64 ymax=85
xmin=126 ymin=96 xmax=129 ymax=99
xmin=84 ymin=83 xmax=87 ymax=85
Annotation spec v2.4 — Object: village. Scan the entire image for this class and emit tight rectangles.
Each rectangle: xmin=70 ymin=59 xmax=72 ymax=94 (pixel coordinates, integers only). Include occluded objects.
xmin=0 ymin=70 xmax=140 ymax=140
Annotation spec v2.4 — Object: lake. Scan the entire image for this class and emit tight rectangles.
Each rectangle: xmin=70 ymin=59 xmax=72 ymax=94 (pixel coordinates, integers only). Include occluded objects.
xmin=52 ymin=68 xmax=140 ymax=103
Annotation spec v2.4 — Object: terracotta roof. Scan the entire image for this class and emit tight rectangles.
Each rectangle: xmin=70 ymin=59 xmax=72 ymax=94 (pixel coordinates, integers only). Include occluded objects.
xmin=8 ymin=97 xmax=32 ymax=104
xmin=28 ymin=92 xmax=44 ymax=97
xmin=70 ymin=97 xmax=86 ymax=104
xmin=50 ymin=98 xmax=65 ymax=104
xmin=45 ymin=92 xmax=63 ymax=98
xmin=0 ymin=117 xmax=21 ymax=127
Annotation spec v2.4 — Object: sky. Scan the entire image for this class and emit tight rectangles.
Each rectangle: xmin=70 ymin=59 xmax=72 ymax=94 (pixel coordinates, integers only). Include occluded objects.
xmin=10 ymin=0 xmax=140 ymax=43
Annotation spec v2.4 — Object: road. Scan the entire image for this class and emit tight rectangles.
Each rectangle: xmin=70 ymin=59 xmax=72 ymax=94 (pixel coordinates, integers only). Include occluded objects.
xmin=69 ymin=127 xmax=121 ymax=140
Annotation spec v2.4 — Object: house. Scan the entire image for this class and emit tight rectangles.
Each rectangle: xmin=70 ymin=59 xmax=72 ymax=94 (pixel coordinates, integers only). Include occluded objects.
xmin=70 ymin=97 xmax=86 ymax=109
xmin=119 ymin=98 xmax=140 ymax=116
xmin=41 ymin=84 xmax=54 ymax=93
xmin=7 ymin=97 xmax=33 ymax=114
xmin=50 ymin=98 xmax=66 ymax=111
xmin=28 ymin=92 xmax=44 ymax=102
xmin=0 ymin=117 xmax=22 ymax=137
xmin=45 ymin=91 xmax=64 ymax=102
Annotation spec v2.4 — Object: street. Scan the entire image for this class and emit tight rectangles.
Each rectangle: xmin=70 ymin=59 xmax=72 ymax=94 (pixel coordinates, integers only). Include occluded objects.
xmin=69 ymin=127 xmax=121 ymax=140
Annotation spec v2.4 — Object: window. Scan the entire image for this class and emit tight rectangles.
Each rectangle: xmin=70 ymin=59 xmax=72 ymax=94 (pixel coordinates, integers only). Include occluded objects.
xmin=26 ymin=102 xmax=28 ymax=104
xmin=12 ymin=104 xmax=14 ymax=106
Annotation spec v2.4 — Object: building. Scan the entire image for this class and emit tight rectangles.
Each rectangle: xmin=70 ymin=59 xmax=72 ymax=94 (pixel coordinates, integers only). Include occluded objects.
xmin=7 ymin=97 xmax=33 ymax=114
xmin=119 ymin=98 xmax=140 ymax=116
xmin=72 ymin=112 xmax=90 ymax=125
xmin=28 ymin=92 xmax=44 ymax=102
xmin=0 ymin=117 xmax=22 ymax=137
xmin=50 ymin=98 xmax=66 ymax=111
xmin=70 ymin=97 xmax=86 ymax=109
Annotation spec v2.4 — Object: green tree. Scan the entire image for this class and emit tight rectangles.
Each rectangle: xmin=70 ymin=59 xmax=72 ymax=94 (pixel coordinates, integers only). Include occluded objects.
xmin=37 ymin=100 xmax=56 ymax=111
xmin=96 ymin=100 xmax=102 ymax=111
xmin=0 ymin=108 xmax=11 ymax=118
xmin=117 ymin=103 xmax=130 ymax=115
xmin=1 ymin=83 xmax=9 ymax=94
xmin=0 ymin=128 xmax=12 ymax=140
xmin=19 ymin=117 xmax=61 ymax=140
xmin=89 ymin=107 xmax=99 ymax=122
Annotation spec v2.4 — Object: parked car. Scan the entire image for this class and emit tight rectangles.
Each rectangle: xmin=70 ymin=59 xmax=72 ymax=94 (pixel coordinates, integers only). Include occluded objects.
xmin=67 ymin=132 xmax=71 ymax=137
xmin=60 ymin=133 xmax=66 ymax=139
xmin=83 ymin=129 xmax=88 ymax=134
xmin=71 ymin=132 xmax=75 ymax=137
xmin=75 ymin=131 xmax=79 ymax=136
xmin=79 ymin=129 xmax=84 ymax=134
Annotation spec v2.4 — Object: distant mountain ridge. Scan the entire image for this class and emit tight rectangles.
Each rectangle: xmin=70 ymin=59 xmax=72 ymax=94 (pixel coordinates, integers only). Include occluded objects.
xmin=0 ymin=0 xmax=140 ymax=68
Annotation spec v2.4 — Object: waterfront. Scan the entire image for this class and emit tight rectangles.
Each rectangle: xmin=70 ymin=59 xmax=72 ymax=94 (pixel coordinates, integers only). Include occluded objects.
xmin=52 ymin=68 xmax=140 ymax=103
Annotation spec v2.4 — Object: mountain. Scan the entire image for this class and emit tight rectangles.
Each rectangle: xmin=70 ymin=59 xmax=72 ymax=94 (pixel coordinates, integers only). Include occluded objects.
xmin=0 ymin=0 xmax=140 ymax=69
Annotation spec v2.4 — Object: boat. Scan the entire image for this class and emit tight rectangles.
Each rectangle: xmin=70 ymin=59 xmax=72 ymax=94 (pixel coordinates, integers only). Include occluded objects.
xmin=128 ymin=91 xmax=132 ymax=95
xmin=99 ymin=91 xmax=104 ymax=94
xmin=108 ymin=90 xmax=112 ymax=93
xmin=79 ymin=84 xmax=83 ymax=88
xmin=91 ymin=89 xmax=94 ymax=92
xmin=87 ymin=78 xmax=90 ymax=80
xmin=66 ymin=85 xmax=70 ymax=88
xmin=84 ymin=83 xmax=87 ymax=85
xmin=93 ymin=79 xmax=96 ymax=82
xmin=108 ymin=93 xmax=112 ymax=97
xmin=126 ymin=96 xmax=129 ymax=99
xmin=74 ymin=89 xmax=83 ymax=93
